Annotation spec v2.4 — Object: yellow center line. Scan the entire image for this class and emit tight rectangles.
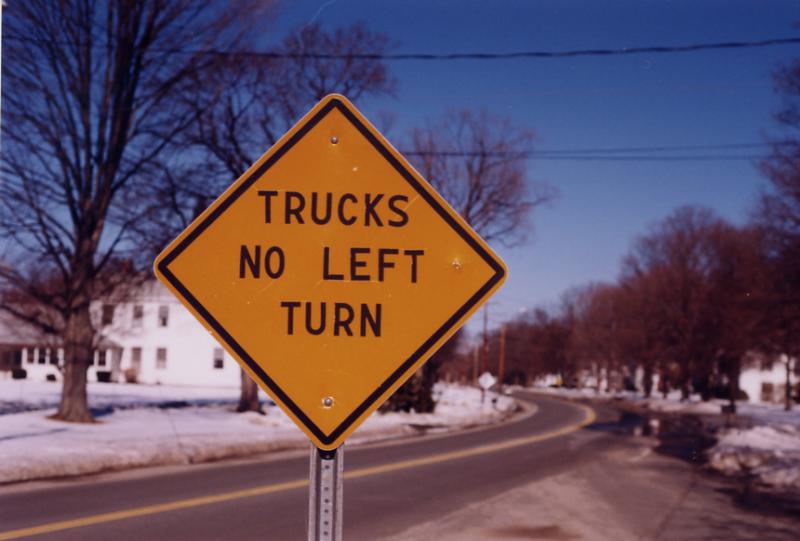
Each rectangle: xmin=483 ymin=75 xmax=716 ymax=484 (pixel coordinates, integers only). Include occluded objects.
xmin=0 ymin=403 xmax=595 ymax=541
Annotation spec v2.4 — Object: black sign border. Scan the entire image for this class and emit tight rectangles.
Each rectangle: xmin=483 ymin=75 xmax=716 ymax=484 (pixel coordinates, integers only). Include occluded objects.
xmin=157 ymin=98 xmax=505 ymax=447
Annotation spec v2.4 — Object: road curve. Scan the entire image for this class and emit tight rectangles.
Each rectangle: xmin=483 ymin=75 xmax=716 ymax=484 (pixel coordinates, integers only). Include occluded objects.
xmin=0 ymin=393 xmax=600 ymax=541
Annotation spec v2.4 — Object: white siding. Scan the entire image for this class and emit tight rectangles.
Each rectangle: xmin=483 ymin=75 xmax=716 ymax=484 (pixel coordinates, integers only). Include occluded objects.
xmin=740 ymin=356 xmax=798 ymax=405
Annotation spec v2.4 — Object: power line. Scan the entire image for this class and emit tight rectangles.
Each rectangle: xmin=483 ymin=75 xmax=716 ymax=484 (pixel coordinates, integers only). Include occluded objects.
xmin=400 ymin=140 xmax=791 ymax=161
xmin=5 ymin=34 xmax=800 ymax=61
xmin=344 ymin=37 xmax=800 ymax=61
xmin=401 ymin=150 xmax=770 ymax=162
xmin=524 ymin=155 xmax=764 ymax=162
xmin=522 ymin=141 xmax=786 ymax=155
xmin=402 ymin=153 xmax=765 ymax=162
xmin=5 ymin=28 xmax=794 ymax=162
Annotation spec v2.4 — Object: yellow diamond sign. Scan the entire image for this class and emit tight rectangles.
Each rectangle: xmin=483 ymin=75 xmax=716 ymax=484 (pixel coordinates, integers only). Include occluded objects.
xmin=154 ymin=95 xmax=506 ymax=450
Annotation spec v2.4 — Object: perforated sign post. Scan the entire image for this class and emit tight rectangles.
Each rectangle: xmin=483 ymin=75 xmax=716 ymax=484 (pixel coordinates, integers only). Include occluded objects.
xmin=154 ymin=95 xmax=506 ymax=540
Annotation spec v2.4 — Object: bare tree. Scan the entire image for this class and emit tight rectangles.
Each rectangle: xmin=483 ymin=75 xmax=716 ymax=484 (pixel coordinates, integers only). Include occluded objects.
xmin=489 ymin=211 xmax=767 ymax=404
xmin=168 ymin=22 xmax=396 ymax=207
xmin=269 ymin=22 xmax=396 ymax=125
xmin=757 ymin=56 xmax=800 ymax=410
xmin=408 ymin=109 xmax=556 ymax=247
xmin=619 ymin=207 xmax=767 ymax=406
xmin=534 ymin=307 xmax=575 ymax=385
xmin=0 ymin=1 xmax=259 ymax=422
xmin=617 ymin=269 xmax=667 ymax=397
xmin=622 ymin=206 xmax=721 ymax=400
xmin=570 ymin=283 xmax=624 ymax=393
xmin=166 ymin=22 xmax=395 ymax=412
xmin=704 ymin=224 xmax=768 ymax=411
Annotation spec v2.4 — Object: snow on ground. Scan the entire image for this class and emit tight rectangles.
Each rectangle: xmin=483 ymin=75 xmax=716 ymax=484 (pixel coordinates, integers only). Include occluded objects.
xmin=0 ymin=379 xmax=247 ymax=414
xmin=0 ymin=381 xmax=516 ymax=484
xmin=533 ymin=384 xmax=800 ymax=490
xmin=708 ymin=424 xmax=800 ymax=490
xmin=534 ymin=386 xmax=733 ymax=416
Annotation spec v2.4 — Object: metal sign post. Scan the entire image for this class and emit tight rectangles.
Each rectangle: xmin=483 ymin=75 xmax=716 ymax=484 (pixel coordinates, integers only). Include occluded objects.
xmin=478 ymin=371 xmax=497 ymax=405
xmin=308 ymin=445 xmax=344 ymax=541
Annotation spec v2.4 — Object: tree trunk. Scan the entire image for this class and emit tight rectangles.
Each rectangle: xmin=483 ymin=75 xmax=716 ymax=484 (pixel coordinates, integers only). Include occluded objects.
xmin=679 ymin=364 xmax=690 ymax=401
xmin=54 ymin=307 xmax=95 ymax=423
xmin=786 ymin=356 xmax=793 ymax=412
xmin=237 ymin=369 xmax=263 ymax=413
xmin=594 ymin=363 xmax=601 ymax=394
xmin=728 ymin=356 xmax=740 ymax=414
xmin=698 ymin=372 xmax=712 ymax=402
xmin=415 ymin=357 xmax=440 ymax=413
xmin=643 ymin=363 xmax=653 ymax=398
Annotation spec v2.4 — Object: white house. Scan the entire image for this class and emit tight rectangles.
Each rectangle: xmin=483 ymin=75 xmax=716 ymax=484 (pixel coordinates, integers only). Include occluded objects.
xmin=4 ymin=281 xmax=241 ymax=387
xmin=95 ymin=281 xmax=243 ymax=386
xmin=0 ymin=312 xmax=61 ymax=378
xmin=740 ymin=355 xmax=798 ymax=406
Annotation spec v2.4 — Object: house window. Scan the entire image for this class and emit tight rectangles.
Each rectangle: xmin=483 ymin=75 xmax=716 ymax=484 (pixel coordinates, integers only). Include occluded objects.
xmin=158 ymin=305 xmax=169 ymax=327
xmin=760 ymin=382 xmax=774 ymax=403
xmin=49 ymin=349 xmax=58 ymax=365
xmin=131 ymin=347 xmax=142 ymax=370
xmin=776 ymin=384 xmax=787 ymax=404
xmin=133 ymin=305 xmax=144 ymax=328
xmin=97 ymin=350 xmax=107 ymax=367
xmin=38 ymin=349 xmax=46 ymax=364
xmin=26 ymin=347 xmax=36 ymax=364
xmin=101 ymin=304 xmax=115 ymax=326
xmin=213 ymin=348 xmax=224 ymax=369
xmin=156 ymin=348 xmax=167 ymax=369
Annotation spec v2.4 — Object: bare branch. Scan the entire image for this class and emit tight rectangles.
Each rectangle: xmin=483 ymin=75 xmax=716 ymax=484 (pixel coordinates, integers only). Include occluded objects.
xmin=407 ymin=109 xmax=556 ymax=246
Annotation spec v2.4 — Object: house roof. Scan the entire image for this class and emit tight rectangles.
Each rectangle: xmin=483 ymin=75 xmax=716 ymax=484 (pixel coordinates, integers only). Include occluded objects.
xmin=0 ymin=311 xmax=54 ymax=347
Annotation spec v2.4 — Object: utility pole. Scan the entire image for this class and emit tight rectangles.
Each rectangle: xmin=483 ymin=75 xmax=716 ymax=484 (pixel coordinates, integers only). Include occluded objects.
xmin=482 ymin=303 xmax=489 ymax=374
xmin=784 ymin=354 xmax=793 ymax=412
xmin=498 ymin=324 xmax=506 ymax=393
xmin=472 ymin=345 xmax=479 ymax=386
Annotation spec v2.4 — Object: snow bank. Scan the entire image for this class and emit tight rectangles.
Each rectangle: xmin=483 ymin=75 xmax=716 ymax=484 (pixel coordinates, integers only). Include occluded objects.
xmin=0 ymin=383 xmax=516 ymax=484
xmin=708 ymin=424 xmax=800 ymax=490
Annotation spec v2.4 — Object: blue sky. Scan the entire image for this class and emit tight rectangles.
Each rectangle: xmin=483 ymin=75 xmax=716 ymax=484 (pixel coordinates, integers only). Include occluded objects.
xmin=267 ymin=0 xmax=800 ymax=330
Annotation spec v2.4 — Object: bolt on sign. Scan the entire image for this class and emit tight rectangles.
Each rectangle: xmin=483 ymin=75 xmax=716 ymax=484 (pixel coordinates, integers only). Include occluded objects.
xmin=154 ymin=95 xmax=506 ymax=450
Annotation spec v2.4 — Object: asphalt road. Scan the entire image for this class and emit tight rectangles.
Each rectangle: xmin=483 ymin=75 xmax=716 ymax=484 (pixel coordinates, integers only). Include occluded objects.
xmin=0 ymin=393 xmax=605 ymax=541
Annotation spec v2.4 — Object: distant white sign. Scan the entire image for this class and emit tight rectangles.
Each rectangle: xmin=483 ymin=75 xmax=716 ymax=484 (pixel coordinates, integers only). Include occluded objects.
xmin=478 ymin=371 xmax=497 ymax=390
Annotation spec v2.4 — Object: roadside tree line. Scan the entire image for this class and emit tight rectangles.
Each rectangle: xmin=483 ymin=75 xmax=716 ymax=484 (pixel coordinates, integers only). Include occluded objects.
xmin=458 ymin=199 xmax=799 ymax=411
